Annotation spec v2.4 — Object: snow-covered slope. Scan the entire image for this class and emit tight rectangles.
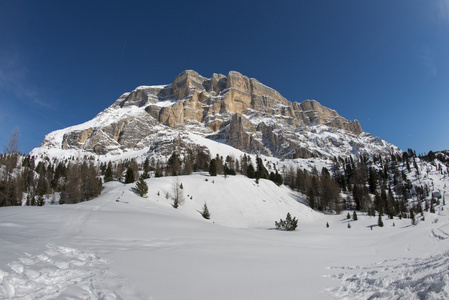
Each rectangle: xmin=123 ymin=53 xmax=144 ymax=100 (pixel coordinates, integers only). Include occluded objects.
xmin=1 ymin=174 xmax=449 ymax=299
xmin=143 ymin=174 xmax=321 ymax=228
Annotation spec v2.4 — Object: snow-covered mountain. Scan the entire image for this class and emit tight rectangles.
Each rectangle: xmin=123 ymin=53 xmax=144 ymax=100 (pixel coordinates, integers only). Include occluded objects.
xmin=4 ymin=71 xmax=449 ymax=299
xmin=31 ymin=70 xmax=400 ymax=161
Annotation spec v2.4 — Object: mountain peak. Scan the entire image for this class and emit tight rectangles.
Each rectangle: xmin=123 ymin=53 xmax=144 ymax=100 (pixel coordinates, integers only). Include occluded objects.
xmin=32 ymin=70 xmax=398 ymax=160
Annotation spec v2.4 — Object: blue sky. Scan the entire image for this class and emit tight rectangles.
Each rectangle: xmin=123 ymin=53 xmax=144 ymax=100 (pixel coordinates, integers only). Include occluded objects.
xmin=1 ymin=0 xmax=448 ymax=155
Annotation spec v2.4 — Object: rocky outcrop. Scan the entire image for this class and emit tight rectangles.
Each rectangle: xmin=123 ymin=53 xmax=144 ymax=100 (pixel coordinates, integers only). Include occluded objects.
xmin=114 ymin=70 xmax=363 ymax=134
xmin=39 ymin=70 xmax=393 ymax=159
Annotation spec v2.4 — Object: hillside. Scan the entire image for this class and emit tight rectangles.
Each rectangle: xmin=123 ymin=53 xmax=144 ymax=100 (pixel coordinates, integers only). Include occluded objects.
xmin=1 ymin=174 xmax=448 ymax=299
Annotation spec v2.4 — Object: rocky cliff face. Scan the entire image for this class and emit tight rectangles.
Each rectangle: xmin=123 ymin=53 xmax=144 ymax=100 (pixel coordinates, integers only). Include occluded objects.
xmin=34 ymin=70 xmax=398 ymax=159
xmin=115 ymin=70 xmax=362 ymax=133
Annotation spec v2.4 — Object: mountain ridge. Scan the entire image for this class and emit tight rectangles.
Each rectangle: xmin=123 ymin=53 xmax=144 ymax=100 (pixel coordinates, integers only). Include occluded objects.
xmin=31 ymin=70 xmax=399 ymax=160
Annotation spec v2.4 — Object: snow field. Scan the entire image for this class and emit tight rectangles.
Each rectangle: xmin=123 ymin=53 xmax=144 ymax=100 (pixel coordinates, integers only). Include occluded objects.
xmin=0 ymin=173 xmax=448 ymax=299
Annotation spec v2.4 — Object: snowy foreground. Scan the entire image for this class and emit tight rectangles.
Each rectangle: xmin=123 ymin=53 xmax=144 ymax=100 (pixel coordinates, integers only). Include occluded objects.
xmin=1 ymin=174 xmax=449 ymax=299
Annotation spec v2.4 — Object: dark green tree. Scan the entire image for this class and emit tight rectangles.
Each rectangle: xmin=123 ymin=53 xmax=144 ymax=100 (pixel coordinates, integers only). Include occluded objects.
xmin=135 ymin=175 xmax=148 ymax=197
xmin=275 ymin=213 xmax=298 ymax=231
xmin=124 ymin=167 xmax=135 ymax=184
xmin=368 ymin=167 xmax=378 ymax=194
xmin=247 ymin=164 xmax=255 ymax=179
xmin=378 ymin=214 xmax=384 ymax=227
xmin=255 ymin=156 xmax=269 ymax=179
xmin=307 ymin=187 xmax=316 ymax=210
xmin=142 ymin=157 xmax=151 ymax=179
xmin=209 ymin=159 xmax=217 ymax=176
xmin=201 ymin=202 xmax=210 ymax=219
xmin=167 ymin=152 xmax=181 ymax=176
xmin=104 ymin=162 xmax=113 ymax=182
xmin=36 ymin=194 xmax=45 ymax=206
xmin=269 ymin=171 xmax=283 ymax=186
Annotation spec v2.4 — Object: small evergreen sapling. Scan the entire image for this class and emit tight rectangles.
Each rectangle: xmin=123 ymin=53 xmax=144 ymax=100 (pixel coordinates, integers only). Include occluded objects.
xmin=135 ymin=176 xmax=148 ymax=197
xmin=36 ymin=195 xmax=45 ymax=206
xmin=275 ymin=213 xmax=298 ymax=231
xmin=201 ymin=202 xmax=210 ymax=219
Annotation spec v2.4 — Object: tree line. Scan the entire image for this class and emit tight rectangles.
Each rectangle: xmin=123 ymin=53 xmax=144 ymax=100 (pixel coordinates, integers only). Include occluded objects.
xmin=1 ymin=129 xmax=447 ymax=221
xmin=0 ymin=153 xmax=102 ymax=206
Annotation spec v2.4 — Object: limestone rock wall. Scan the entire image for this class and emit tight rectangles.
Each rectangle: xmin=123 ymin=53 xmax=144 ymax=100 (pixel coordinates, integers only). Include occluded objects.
xmin=57 ymin=70 xmax=369 ymax=158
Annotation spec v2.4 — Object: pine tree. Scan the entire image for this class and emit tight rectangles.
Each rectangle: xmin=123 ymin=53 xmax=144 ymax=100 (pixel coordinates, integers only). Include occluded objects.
xmin=209 ymin=159 xmax=217 ymax=176
xmin=255 ymin=156 xmax=269 ymax=179
xmin=247 ymin=164 xmax=255 ymax=179
xmin=201 ymin=202 xmax=210 ymax=219
xmin=124 ymin=167 xmax=135 ymax=183
xmin=378 ymin=214 xmax=384 ymax=227
xmin=275 ymin=213 xmax=298 ymax=231
xmin=104 ymin=162 xmax=113 ymax=182
xmin=368 ymin=167 xmax=377 ymax=194
xmin=307 ymin=187 xmax=316 ymax=210
xmin=36 ymin=194 xmax=45 ymax=206
xmin=326 ymin=222 xmax=329 ymax=228
xmin=135 ymin=176 xmax=148 ymax=197
xmin=129 ymin=159 xmax=139 ymax=181
xmin=142 ymin=157 xmax=151 ymax=179
xmin=352 ymin=210 xmax=358 ymax=221
xmin=167 ymin=152 xmax=181 ymax=176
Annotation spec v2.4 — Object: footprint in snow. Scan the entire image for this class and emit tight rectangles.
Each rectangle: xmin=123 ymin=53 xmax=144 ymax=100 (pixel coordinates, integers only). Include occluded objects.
xmin=0 ymin=244 xmax=148 ymax=299
xmin=326 ymin=251 xmax=449 ymax=299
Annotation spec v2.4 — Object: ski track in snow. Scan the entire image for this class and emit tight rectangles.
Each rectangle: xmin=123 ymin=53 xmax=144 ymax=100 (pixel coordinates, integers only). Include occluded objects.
xmin=0 ymin=244 xmax=146 ymax=300
xmin=431 ymin=209 xmax=449 ymax=241
xmin=326 ymin=251 xmax=449 ymax=300
xmin=431 ymin=221 xmax=449 ymax=241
